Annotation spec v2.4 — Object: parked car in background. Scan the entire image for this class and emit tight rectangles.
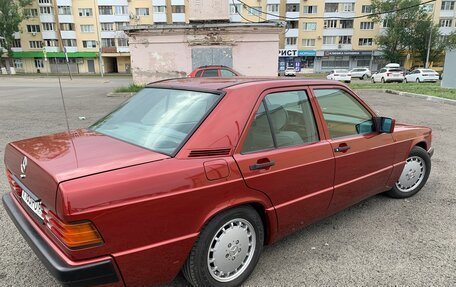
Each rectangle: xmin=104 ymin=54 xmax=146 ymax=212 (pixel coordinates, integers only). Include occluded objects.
xmin=3 ymin=78 xmax=433 ymax=287
xmin=404 ymin=69 xmax=439 ymax=83
xmin=327 ymin=69 xmax=351 ymax=83
xmin=188 ymin=65 xmax=240 ymax=77
xmin=372 ymin=66 xmax=404 ymax=83
xmin=349 ymin=67 xmax=372 ymax=80
xmin=284 ymin=66 xmax=297 ymax=77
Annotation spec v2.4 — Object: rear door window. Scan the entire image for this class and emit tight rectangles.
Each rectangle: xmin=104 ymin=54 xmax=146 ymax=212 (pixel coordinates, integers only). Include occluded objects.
xmin=195 ymin=70 xmax=203 ymax=77
xmin=220 ymin=69 xmax=237 ymax=77
xmin=202 ymin=69 xmax=219 ymax=77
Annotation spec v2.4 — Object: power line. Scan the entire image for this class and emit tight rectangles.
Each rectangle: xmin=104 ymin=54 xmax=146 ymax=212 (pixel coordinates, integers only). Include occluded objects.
xmin=236 ymin=0 xmax=437 ymax=20
xmin=232 ymin=0 xmax=268 ymax=23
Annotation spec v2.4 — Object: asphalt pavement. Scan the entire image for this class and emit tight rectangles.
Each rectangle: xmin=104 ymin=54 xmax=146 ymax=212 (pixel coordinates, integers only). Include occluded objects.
xmin=0 ymin=76 xmax=454 ymax=287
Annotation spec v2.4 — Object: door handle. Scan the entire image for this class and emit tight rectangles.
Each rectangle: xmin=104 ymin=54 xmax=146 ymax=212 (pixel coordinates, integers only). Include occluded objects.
xmin=334 ymin=145 xmax=351 ymax=152
xmin=249 ymin=161 xmax=275 ymax=170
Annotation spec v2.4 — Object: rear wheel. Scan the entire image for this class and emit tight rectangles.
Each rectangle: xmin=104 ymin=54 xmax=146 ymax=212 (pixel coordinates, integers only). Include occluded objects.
xmin=182 ymin=206 xmax=264 ymax=287
xmin=381 ymin=77 xmax=386 ymax=83
xmin=362 ymin=74 xmax=367 ymax=80
xmin=405 ymin=78 xmax=408 ymax=83
xmin=416 ymin=78 xmax=421 ymax=83
xmin=372 ymin=77 xmax=376 ymax=83
xmin=386 ymin=146 xmax=431 ymax=198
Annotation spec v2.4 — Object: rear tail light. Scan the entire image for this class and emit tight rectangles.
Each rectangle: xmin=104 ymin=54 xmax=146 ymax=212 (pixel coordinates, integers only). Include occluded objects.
xmin=400 ymin=72 xmax=404 ymax=76
xmin=334 ymin=74 xmax=339 ymax=76
xmin=43 ymin=208 xmax=103 ymax=249
xmin=6 ymin=169 xmax=22 ymax=196
xmin=387 ymin=73 xmax=392 ymax=76
xmin=422 ymin=74 xmax=428 ymax=76
xmin=348 ymin=74 xmax=351 ymax=76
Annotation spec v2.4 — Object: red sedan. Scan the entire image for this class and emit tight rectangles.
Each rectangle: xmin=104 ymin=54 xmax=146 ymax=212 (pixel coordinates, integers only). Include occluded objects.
xmin=187 ymin=65 xmax=240 ymax=77
xmin=3 ymin=78 xmax=433 ymax=287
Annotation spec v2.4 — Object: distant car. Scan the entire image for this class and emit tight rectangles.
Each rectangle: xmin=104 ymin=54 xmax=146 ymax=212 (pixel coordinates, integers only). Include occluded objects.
xmin=188 ymin=65 xmax=240 ymax=77
xmin=372 ymin=67 xmax=404 ymax=83
xmin=284 ymin=66 xmax=297 ymax=77
xmin=404 ymin=69 xmax=439 ymax=83
xmin=326 ymin=69 xmax=351 ymax=83
xmin=349 ymin=68 xmax=371 ymax=80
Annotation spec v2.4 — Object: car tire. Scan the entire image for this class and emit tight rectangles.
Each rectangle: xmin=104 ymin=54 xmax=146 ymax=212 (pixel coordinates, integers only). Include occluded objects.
xmin=362 ymin=74 xmax=367 ymax=80
xmin=386 ymin=146 xmax=431 ymax=199
xmin=372 ymin=77 xmax=375 ymax=83
xmin=405 ymin=78 xmax=408 ymax=83
xmin=381 ymin=77 xmax=385 ymax=83
xmin=416 ymin=78 xmax=421 ymax=83
xmin=182 ymin=206 xmax=264 ymax=287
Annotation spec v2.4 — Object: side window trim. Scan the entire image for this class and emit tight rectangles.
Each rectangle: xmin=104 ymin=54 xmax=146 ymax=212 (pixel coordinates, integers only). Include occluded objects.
xmin=262 ymin=99 xmax=279 ymax=148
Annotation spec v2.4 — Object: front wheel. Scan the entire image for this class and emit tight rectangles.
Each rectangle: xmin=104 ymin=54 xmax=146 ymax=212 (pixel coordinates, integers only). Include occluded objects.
xmin=386 ymin=146 xmax=431 ymax=198
xmin=405 ymin=78 xmax=408 ymax=83
xmin=182 ymin=206 xmax=264 ymax=287
xmin=372 ymin=77 xmax=376 ymax=83
xmin=362 ymin=74 xmax=367 ymax=80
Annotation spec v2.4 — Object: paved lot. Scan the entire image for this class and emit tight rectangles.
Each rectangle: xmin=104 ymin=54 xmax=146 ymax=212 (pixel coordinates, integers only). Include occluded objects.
xmin=0 ymin=77 xmax=455 ymax=287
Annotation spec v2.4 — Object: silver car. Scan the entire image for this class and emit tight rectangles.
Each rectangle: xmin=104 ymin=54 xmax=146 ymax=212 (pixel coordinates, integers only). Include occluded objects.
xmin=349 ymin=68 xmax=372 ymax=80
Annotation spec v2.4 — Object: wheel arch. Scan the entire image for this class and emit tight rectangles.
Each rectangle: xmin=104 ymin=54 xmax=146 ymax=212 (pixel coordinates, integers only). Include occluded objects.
xmin=414 ymin=141 xmax=428 ymax=151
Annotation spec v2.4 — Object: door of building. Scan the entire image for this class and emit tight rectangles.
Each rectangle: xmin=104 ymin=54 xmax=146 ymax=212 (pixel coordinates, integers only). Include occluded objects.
xmin=87 ymin=60 xmax=95 ymax=73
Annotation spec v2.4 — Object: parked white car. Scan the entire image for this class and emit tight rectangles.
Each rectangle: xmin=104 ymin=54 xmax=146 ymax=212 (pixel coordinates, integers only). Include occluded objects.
xmin=372 ymin=67 xmax=404 ymax=83
xmin=326 ymin=69 xmax=351 ymax=83
xmin=349 ymin=67 xmax=372 ymax=80
xmin=404 ymin=69 xmax=439 ymax=83
xmin=284 ymin=67 xmax=297 ymax=77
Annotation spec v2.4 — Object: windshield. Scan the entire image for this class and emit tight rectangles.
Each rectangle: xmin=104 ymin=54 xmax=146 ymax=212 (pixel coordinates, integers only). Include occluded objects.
xmin=90 ymin=88 xmax=221 ymax=155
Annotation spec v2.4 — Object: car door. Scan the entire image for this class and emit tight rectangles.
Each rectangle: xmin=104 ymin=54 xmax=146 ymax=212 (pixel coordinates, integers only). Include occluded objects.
xmin=233 ymin=87 xmax=335 ymax=238
xmin=311 ymin=87 xmax=395 ymax=213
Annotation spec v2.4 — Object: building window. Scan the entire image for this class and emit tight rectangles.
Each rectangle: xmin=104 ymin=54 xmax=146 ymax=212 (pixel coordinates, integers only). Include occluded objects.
xmin=99 ymin=6 xmax=113 ymax=15
xmin=172 ymin=6 xmax=185 ymax=13
xmin=248 ymin=7 xmax=261 ymax=16
xmin=287 ymin=21 xmax=298 ymax=29
xmin=38 ymin=0 xmax=52 ymax=4
xmin=340 ymin=20 xmax=353 ymax=29
xmin=116 ymin=22 xmax=129 ymax=30
xmin=423 ymin=4 xmax=434 ymax=12
xmin=303 ymin=6 xmax=317 ymax=14
xmin=29 ymin=41 xmax=43 ymax=49
xmin=267 ymin=4 xmax=278 ymax=13
xmin=439 ymin=19 xmax=453 ymax=27
xmin=136 ymin=8 xmax=150 ymax=15
xmin=303 ymin=22 xmax=317 ymax=31
xmin=42 ymin=23 xmax=55 ymax=31
xmin=115 ymin=6 xmax=128 ymax=15
xmin=362 ymin=5 xmax=372 ymax=13
xmin=286 ymin=4 xmax=299 ymax=12
xmin=357 ymin=60 xmax=371 ymax=67
xmin=27 ymin=25 xmax=41 ymax=33
xmin=80 ymin=24 xmax=94 ymax=32
xmin=40 ymin=6 xmax=53 ymax=14
xmin=358 ymin=38 xmax=373 ymax=46
xmin=441 ymin=1 xmax=455 ymax=10
xmin=83 ymin=40 xmax=97 ymax=48
xmin=339 ymin=36 xmax=352 ymax=44
xmin=34 ymin=58 xmax=44 ymax=69
xmin=302 ymin=39 xmax=316 ymax=47
xmin=286 ymin=37 xmax=297 ymax=45
xmin=78 ymin=8 xmax=93 ymax=17
xmin=325 ymin=3 xmax=338 ymax=13
xmin=101 ymin=23 xmax=113 ymax=31
xmin=324 ymin=20 xmax=337 ymax=29
xmin=44 ymin=39 xmax=58 ymax=47
xmin=118 ymin=38 xmax=128 ymax=47
xmin=24 ymin=9 xmax=38 ymax=17
xmin=101 ymin=38 xmax=115 ymax=47
xmin=153 ymin=6 xmax=166 ymax=13
xmin=343 ymin=3 xmax=355 ymax=12
xmin=14 ymin=59 xmax=23 ymax=69
xmin=323 ymin=36 xmax=337 ymax=45
xmin=62 ymin=39 xmax=77 ymax=47
xmin=60 ymin=23 xmax=75 ymax=31
xmin=322 ymin=60 xmax=350 ymax=68
xmin=382 ymin=19 xmax=390 ymax=28
xmin=360 ymin=22 xmax=374 ymax=30
xmin=12 ymin=39 xmax=21 ymax=48
xmin=58 ymin=6 xmax=72 ymax=15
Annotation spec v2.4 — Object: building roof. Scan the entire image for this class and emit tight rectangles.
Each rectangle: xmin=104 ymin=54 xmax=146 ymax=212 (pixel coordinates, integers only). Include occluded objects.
xmin=146 ymin=77 xmax=340 ymax=91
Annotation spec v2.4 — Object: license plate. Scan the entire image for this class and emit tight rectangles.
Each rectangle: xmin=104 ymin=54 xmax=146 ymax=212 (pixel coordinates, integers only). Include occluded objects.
xmin=393 ymin=73 xmax=400 ymax=76
xmin=21 ymin=190 xmax=44 ymax=220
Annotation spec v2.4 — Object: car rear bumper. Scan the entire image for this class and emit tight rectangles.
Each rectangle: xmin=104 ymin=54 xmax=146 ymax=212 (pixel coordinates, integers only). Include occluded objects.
xmin=2 ymin=193 xmax=121 ymax=287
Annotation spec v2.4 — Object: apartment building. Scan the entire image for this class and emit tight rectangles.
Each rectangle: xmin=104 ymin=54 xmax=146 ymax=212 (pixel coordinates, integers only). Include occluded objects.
xmin=3 ymin=0 xmax=456 ymax=74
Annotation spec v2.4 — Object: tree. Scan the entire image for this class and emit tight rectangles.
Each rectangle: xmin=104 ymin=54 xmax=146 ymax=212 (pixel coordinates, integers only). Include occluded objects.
xmin=0 ymin=0 xmax=32 ymax=71
xmin=370 ymin=0 xmax=428 ymax=64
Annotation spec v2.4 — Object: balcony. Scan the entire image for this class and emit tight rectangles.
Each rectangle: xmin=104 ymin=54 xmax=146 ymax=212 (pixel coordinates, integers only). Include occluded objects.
xmin=325 ymin=0 xmax=355 ymax=3
xmin=98 ymin=0 xmax=128 ymax=5
xmin=42 ymin=31 xmax=58 ymax=39
xmin=44 ymin=46 xmax=59 ymax=52
xmin=63 ymin=46 xmax=77 ymax=53
xmin=99 ymin=15 xmax=129 ymax=23
xmin=171 ymin=0 xmax=184 ymax=4
xmin=153 ymin=13 xmax=167 ymax=23
xmin=229 ymin=14 xmax=242 ymax=22
xmin=322 ymin=28 xmax=354 ymax=36
xmin=172 ymin=13 xmax=186 ymax=23
xmin=58 ymin=15 xmax=74 ymax=23
xmin=324 ymin=12 xmax=355 ymax=19
xmin=40 ymin=14 xmax=55 ymax=23
xmin=266 ymin=14 xmax=280 ymax=21
xmin=60 ymin=31 xmax=76 ymax=39
xmin=101 ymin=31 xmax=117 ymax=38
xmin=286 ymin=12 xmax=299 ymax=19
xmin=285 ymin=29 xmax=299 ymax=37
xmin=117 ymin=46 xmax=129 ymax=53
xmin=11 ymin=47 xmax=23 ymax=52
xmin=101 ymin=47 xmax=117 ymax=53
xmin=56 ymin=0 xmax=72 ymax=5
xmin=439 ymin=10 xmax=455 ymax=18
xmin=13 ymin=32 xmax=20 ymax=39
xmin=153 ymin=0 xmax=166 ymax=5
xmin=266 ymin=0 xmax=280 ymax=3
xmin=439 ymin=27 xmax=454 ymax=35
xmin=322 ymin=44 xmax=353 ymax=50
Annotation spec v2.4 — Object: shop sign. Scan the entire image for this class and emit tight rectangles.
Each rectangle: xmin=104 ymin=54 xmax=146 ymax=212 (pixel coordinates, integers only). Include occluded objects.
xmin=298 ymin=50 xmax=316 ymax=57
xmin=279 ymin=49 xmax=298 ymax=57
xmin=324 ymin=51 xmax=373 ymax=56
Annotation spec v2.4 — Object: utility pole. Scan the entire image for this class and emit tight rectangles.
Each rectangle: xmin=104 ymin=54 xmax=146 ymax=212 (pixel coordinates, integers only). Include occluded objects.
xmin=425 ymin=2 xmax=436 ymax=68
xmin=93 ymin=0 xmax=104 ymax=77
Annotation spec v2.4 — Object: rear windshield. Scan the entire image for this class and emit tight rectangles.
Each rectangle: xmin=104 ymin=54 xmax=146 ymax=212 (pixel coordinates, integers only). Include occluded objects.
xmin=90 ymin=88 xmax=221 ymax=155
xmin=423 ymin=69 xmax=436 ymax=73
xmin=388 ymin=68 xmax=402 ymax=72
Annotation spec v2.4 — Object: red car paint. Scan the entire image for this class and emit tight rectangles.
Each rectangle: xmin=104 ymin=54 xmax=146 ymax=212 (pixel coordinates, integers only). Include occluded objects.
xmin=3 ymin=78 xmax=432 ymax=286
xmin=187 ymin=65 xmax=240 ymax=77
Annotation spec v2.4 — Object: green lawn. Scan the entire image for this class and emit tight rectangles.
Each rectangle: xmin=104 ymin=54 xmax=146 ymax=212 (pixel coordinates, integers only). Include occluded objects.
xmin=348 ymin=81 xmax=456 ymax=100
xmin=114 ymin=83 xmax=144 ymax=93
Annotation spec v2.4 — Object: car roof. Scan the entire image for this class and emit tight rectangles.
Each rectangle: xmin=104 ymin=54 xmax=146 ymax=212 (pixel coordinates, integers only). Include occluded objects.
xmin=147 ymin=77 xmax=340 ymax=92
xmin=197 ymin=65 xmax=230 ymax=69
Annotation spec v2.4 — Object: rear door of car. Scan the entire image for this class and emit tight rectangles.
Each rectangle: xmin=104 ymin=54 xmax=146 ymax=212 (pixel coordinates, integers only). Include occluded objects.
xmin=310 ymin=86 xmax=395 ymax=213
xmin=233 ymin=86 xmax=335 ymax=237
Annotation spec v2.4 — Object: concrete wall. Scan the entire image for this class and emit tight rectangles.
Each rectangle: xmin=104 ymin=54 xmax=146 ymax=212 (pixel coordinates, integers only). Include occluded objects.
xmin=442 ymin=50 xmax=456 ymax=89
xmin=126 ymin=24 xmax=282 ymax=84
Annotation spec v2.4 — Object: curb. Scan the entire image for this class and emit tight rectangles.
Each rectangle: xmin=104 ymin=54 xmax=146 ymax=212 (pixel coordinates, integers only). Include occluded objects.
xmin=107 ymin=92 xmax=135 ymax=97
xmin=354 ymin=88 xmax=456 ymax=106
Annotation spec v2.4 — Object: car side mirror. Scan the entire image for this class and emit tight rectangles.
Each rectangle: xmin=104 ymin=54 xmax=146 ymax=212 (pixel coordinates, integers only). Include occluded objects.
xmin=376 ymin=117 xmax=395 ymax=133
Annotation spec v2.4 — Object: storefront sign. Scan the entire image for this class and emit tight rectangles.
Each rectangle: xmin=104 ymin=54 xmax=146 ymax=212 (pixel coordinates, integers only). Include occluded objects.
xmin=279 ymin=49 xmax=317 ymax=57
xmin=323 ymin=51 xmax=373 ymax=56
xmin=298 ymin=50 xmax=316 ymax=57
